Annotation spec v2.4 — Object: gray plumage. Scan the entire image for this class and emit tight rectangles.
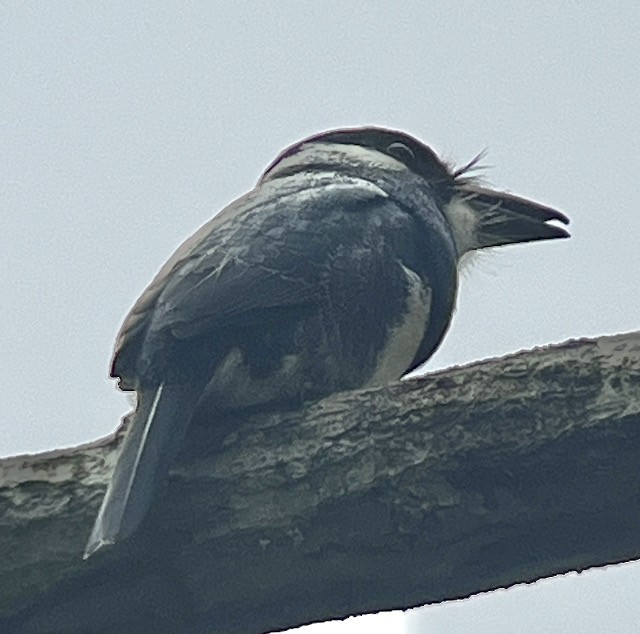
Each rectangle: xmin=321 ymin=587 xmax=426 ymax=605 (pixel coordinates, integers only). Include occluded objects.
xmin=85 ymin=127 xmax=569 ymax=558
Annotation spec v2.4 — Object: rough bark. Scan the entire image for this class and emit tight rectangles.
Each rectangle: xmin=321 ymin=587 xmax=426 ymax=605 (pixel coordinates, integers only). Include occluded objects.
xmin=1 ymin=332 xmax=639 ymax=634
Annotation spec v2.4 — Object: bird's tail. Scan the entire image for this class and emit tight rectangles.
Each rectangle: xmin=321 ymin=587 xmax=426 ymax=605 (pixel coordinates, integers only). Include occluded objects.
xmin=461 ymin=185 xmax=570 ymax=248
xmin=84 ymin=382 xmax=201 ymax=559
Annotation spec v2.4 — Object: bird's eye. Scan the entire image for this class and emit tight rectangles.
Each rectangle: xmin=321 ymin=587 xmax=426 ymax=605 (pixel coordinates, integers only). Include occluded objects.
xmin=386 ymin=142 xmax=415 ymax=164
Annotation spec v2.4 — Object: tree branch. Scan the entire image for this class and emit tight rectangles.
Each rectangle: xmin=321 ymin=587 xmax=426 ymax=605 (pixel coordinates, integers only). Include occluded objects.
xmin=1 ymin=332 xmax=639 ymax=633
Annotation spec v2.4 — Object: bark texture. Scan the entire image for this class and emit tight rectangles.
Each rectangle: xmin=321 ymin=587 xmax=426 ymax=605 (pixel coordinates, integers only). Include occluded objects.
xmin=1 ymin=332 xmax=639 ymax=633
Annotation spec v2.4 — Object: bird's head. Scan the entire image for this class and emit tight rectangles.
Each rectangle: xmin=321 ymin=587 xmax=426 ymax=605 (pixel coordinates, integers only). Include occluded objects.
xmin=261 ymin=126 xmax=569 ymax=257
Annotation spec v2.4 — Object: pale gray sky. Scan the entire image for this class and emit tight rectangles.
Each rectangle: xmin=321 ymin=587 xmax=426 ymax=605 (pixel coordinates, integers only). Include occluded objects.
xmin=2 ymin=2 xmax=639 ymax=633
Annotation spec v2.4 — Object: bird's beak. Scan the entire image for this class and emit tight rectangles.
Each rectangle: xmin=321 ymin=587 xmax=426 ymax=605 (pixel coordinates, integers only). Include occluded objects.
xmin=460 ymin=184 xmax=570 ymax=249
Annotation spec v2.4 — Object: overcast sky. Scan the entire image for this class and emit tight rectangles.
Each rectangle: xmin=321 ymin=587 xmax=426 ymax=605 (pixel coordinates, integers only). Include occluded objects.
xmin=2 ymin=2 xmax=639 ymax=633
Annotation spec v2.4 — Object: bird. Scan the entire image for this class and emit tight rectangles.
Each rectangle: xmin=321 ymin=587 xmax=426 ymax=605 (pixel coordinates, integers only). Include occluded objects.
xmin=84 ymin=126 xmax=569 ymax=558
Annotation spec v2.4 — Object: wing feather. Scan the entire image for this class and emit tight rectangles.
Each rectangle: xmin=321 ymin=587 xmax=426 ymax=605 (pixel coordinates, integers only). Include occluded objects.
xmin=112 ymin=177 xmax=397 ymax=382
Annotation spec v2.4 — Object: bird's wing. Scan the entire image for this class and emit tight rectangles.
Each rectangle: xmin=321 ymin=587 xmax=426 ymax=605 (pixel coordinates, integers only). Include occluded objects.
xmin=153 ymin=181 xmax=420 ymax=340
xmin=121 ymin=179 xmax=385 ymax=340
xmin=113 ymin=176 xmax=432 ymax=384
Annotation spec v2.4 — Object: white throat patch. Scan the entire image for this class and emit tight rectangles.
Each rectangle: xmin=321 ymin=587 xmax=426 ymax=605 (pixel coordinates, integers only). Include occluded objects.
xmin=442 ymin=196 xmax=479 ymax=256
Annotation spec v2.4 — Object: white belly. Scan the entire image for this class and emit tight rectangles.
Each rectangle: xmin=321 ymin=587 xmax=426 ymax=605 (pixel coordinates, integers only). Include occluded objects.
xmin=366 ymin=264 xmax=431 ymax=386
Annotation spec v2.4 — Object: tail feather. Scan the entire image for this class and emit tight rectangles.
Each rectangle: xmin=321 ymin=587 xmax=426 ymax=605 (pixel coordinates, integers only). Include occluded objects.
xmin=84 ymin=382 xmax=200 ymax=559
